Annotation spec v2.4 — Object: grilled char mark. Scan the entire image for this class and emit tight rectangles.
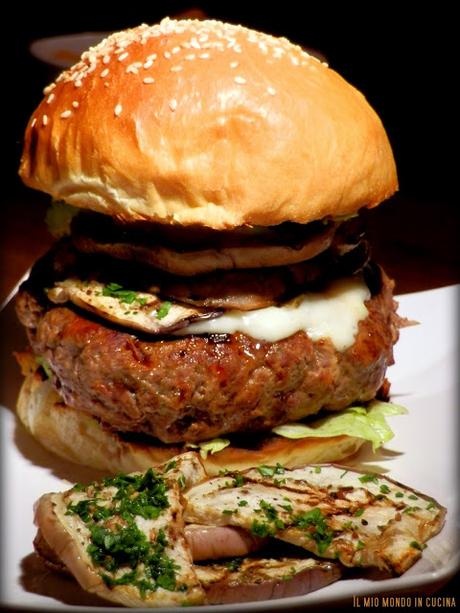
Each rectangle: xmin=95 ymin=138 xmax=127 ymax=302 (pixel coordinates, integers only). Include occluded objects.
xmin=184 ymin=464 xmax=446 ymax=575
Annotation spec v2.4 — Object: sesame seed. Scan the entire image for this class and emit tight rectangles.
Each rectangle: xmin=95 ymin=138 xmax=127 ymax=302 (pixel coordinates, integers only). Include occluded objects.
xmin=164 ymin=51 xmax=171 ymax=59
xmin=233 ymin=45 xmax=242 ymax=54
xmin=147 ymin=53 xmax=157 ymax=61
xmin=291 ymin=56 xmax=300 ymax=66
xmin=170 ymin=65 xmax=183 ymax=72
xmin=42 ymin=114 xmax=48 ymax=126
xmin=118 ymin=52 xmax=129 ymax=61
xmin=114 ymin=104 xmax=122 ymax=117
xmin=126 ymin=65 xmax=139 ymax=74
xmin=172 ymin=46 xmax=181 ymax=54
xmin=102 ymin=55 xmax=111 ymax=64
xmin=43 ymin=83 xmax=56 ymax=95
xmin=185 ymin=54 xmax=196 ymax=61
xmin=259 ymin=42 xmax=268 ymax=54
xmin=199 ymin=53 xmax=210 ymax=59
xmin=199 ymin=34 xmax=208 ymax=42
xmin=100 ymin=68 xmax=109 ymax=78
xmin=46 ymin=93 xmax=55 ymax=104
xmin=31 ymin=118 xmax=37 ymax=128
xmin=60 ymin=110 xmax=72 ymax=119
xmin=143 ymin=60 xmax=154 ymax=69
xmin=230 ymin=61 xmax=239 ymax=68
xmin=143 ymin=77 xmax=155 ymax=83
xmin=75 ymin=80 xmax=82 ymax=88
xmin=169 ymin=99 xmax=177 ymax=111
xmin=267 ymin=87 xmax=276 ymax=95
xmin=190 ymin=38 xmax=200 ymax=49
xmin=234 ymin=76 xmax=246 ymax=84
xmin=72 ymin=101 xmax=79 ymax=108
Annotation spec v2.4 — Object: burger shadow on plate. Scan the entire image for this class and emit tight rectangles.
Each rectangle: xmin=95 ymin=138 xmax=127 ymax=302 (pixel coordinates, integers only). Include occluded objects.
xmin=343 ymin=441 xmax=404 ymax=474
xmin=20 ymin=552 xmax=118 ymax=608
xmin=13 ymin=420 xmax=107 ymax=483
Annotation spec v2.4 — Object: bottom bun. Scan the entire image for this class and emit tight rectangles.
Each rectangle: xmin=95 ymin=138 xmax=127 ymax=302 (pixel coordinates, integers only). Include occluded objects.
xmin=17 ymin=370 xmax=364 ymax=476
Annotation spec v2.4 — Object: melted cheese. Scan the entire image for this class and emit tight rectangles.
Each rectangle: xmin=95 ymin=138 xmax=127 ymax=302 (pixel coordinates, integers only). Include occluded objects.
xmin=175 ymin=277 xmax=370 ymax=350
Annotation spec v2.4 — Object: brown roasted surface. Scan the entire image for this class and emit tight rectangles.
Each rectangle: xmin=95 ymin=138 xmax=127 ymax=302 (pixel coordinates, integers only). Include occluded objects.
xmin=16 ymin=267 xmax=400 ymax=444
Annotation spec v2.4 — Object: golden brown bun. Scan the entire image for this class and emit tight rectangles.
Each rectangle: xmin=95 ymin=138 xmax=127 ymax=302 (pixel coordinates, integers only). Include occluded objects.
xmin=19 ymin=18 xmax=397 ymax=230
xmin=17 ymin=370 xmax=364 ymax=476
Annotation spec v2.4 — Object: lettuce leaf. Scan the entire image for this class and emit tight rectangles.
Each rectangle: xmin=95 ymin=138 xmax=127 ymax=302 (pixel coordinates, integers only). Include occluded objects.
xmin=272 ymin=401 xmax=408 ymax=452
xmin=186 ymin=438 xmax=230 ymax=459
xmin=45 ymin=200 xmax=80 ymax=238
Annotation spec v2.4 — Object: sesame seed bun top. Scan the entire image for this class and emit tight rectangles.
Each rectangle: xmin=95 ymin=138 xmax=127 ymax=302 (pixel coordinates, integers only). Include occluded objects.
xmin=19 ymin=18 xmax=397 ymax=229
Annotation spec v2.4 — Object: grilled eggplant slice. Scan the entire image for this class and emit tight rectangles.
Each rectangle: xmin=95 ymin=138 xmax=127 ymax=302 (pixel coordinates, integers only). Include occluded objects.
xmin=185 ymin=464 xmax=446 ymax=575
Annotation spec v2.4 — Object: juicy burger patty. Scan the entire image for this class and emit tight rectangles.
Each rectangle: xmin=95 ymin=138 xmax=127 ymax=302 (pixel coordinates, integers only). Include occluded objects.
xmin=16 ymin=269 xmax=400 ymax=444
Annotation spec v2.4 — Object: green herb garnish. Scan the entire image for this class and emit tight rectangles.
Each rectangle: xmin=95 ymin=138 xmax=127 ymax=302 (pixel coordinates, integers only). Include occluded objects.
xmin=257 ymin=463 xmax=285 ymax=478
xmin=226 ymin=558 xmax=243 ymax=572
xmin=156 ymin=301 xmax=172 ymax=320
xmin=292 ymin=508 xmax=334 ymax=555
xmin=102 ymin=282 xmax=148 ymax=308
xmin=358 ymin=474 xmax=379 ymax=484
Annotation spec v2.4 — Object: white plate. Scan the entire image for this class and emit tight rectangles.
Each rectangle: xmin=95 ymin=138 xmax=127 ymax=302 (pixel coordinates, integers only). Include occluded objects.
xmin=1 ymin=285 xmax=459 ymax=611
xmin=30 ymin=33 xmax=110 ymax=68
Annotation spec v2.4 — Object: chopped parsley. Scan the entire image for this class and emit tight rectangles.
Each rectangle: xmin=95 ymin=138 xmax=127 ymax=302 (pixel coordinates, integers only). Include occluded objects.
xmin=258 ymin=500 xmax=285 ymax=530
xmin=156 ymin=301 xmax=172 ymax=320
xmin=233 ymin=474 xmax=245 ymax=487
xmin=102 ymin=282 xmax=148 ymax=307
xmin=225 ymin=558 xmax=243 ymax=572
xmin=426 ymin=501 xmax=436 ymax=511
xmin=379 ymin=484 xmax=391 ymax=495
xmin=410 ymin=540 xmax=426 ymax=551
xmin=313 ymin=467 xmax=322 ymax=474
xmin=356 ymin=540 xmax=365 ymax=550
xmin=292 ymin=508 xmax=334 ymax=555
xmin=65 ymin=468 xmax=179 ymax=597
xmin=164 ymin=460 xmax=177 ymax=473
xmin=250 ymin=519 xmax=275 ymax=538
xmin=395 ymin=492 xmax=404 ymax=498
xmin=237 ymin=500 xmax=248 ymax=507
xmin=408 ymin=494 xmax=419 ymax=500
xmin=358 ymin=474 xmax=379 ymax=485
xmin=402 ymin=505 xmax=421 ymax=515
xmin=354 ymin=508 xmax=365 ymax=517
xmin=256 ymin=464 xmax=285 ymax=478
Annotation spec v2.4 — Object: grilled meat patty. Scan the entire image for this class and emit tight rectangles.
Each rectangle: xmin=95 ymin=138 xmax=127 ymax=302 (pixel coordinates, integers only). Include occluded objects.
xmin=16 ymin=266 xmax=400 ymax=444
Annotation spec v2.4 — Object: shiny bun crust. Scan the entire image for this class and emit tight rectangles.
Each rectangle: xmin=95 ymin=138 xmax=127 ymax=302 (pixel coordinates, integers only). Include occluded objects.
xmin=17 ymin=370 xmax=364 ymax=476
xmin=19 ymin=18 xmax=397 ymax=229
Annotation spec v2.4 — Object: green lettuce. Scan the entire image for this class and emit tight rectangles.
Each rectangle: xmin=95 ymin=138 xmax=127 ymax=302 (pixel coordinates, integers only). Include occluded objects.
xmin=45 ymin=200 xmax=80 ymax=238
xmin=186 ymin=438 xmax=230 ymax=459
xmin=272 ymin=401 xmax=408 ymax=452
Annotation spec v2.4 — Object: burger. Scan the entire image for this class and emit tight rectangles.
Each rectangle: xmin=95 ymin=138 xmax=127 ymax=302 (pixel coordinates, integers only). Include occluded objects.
xmin=15 ymin=18 xmax=405 ymax=475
